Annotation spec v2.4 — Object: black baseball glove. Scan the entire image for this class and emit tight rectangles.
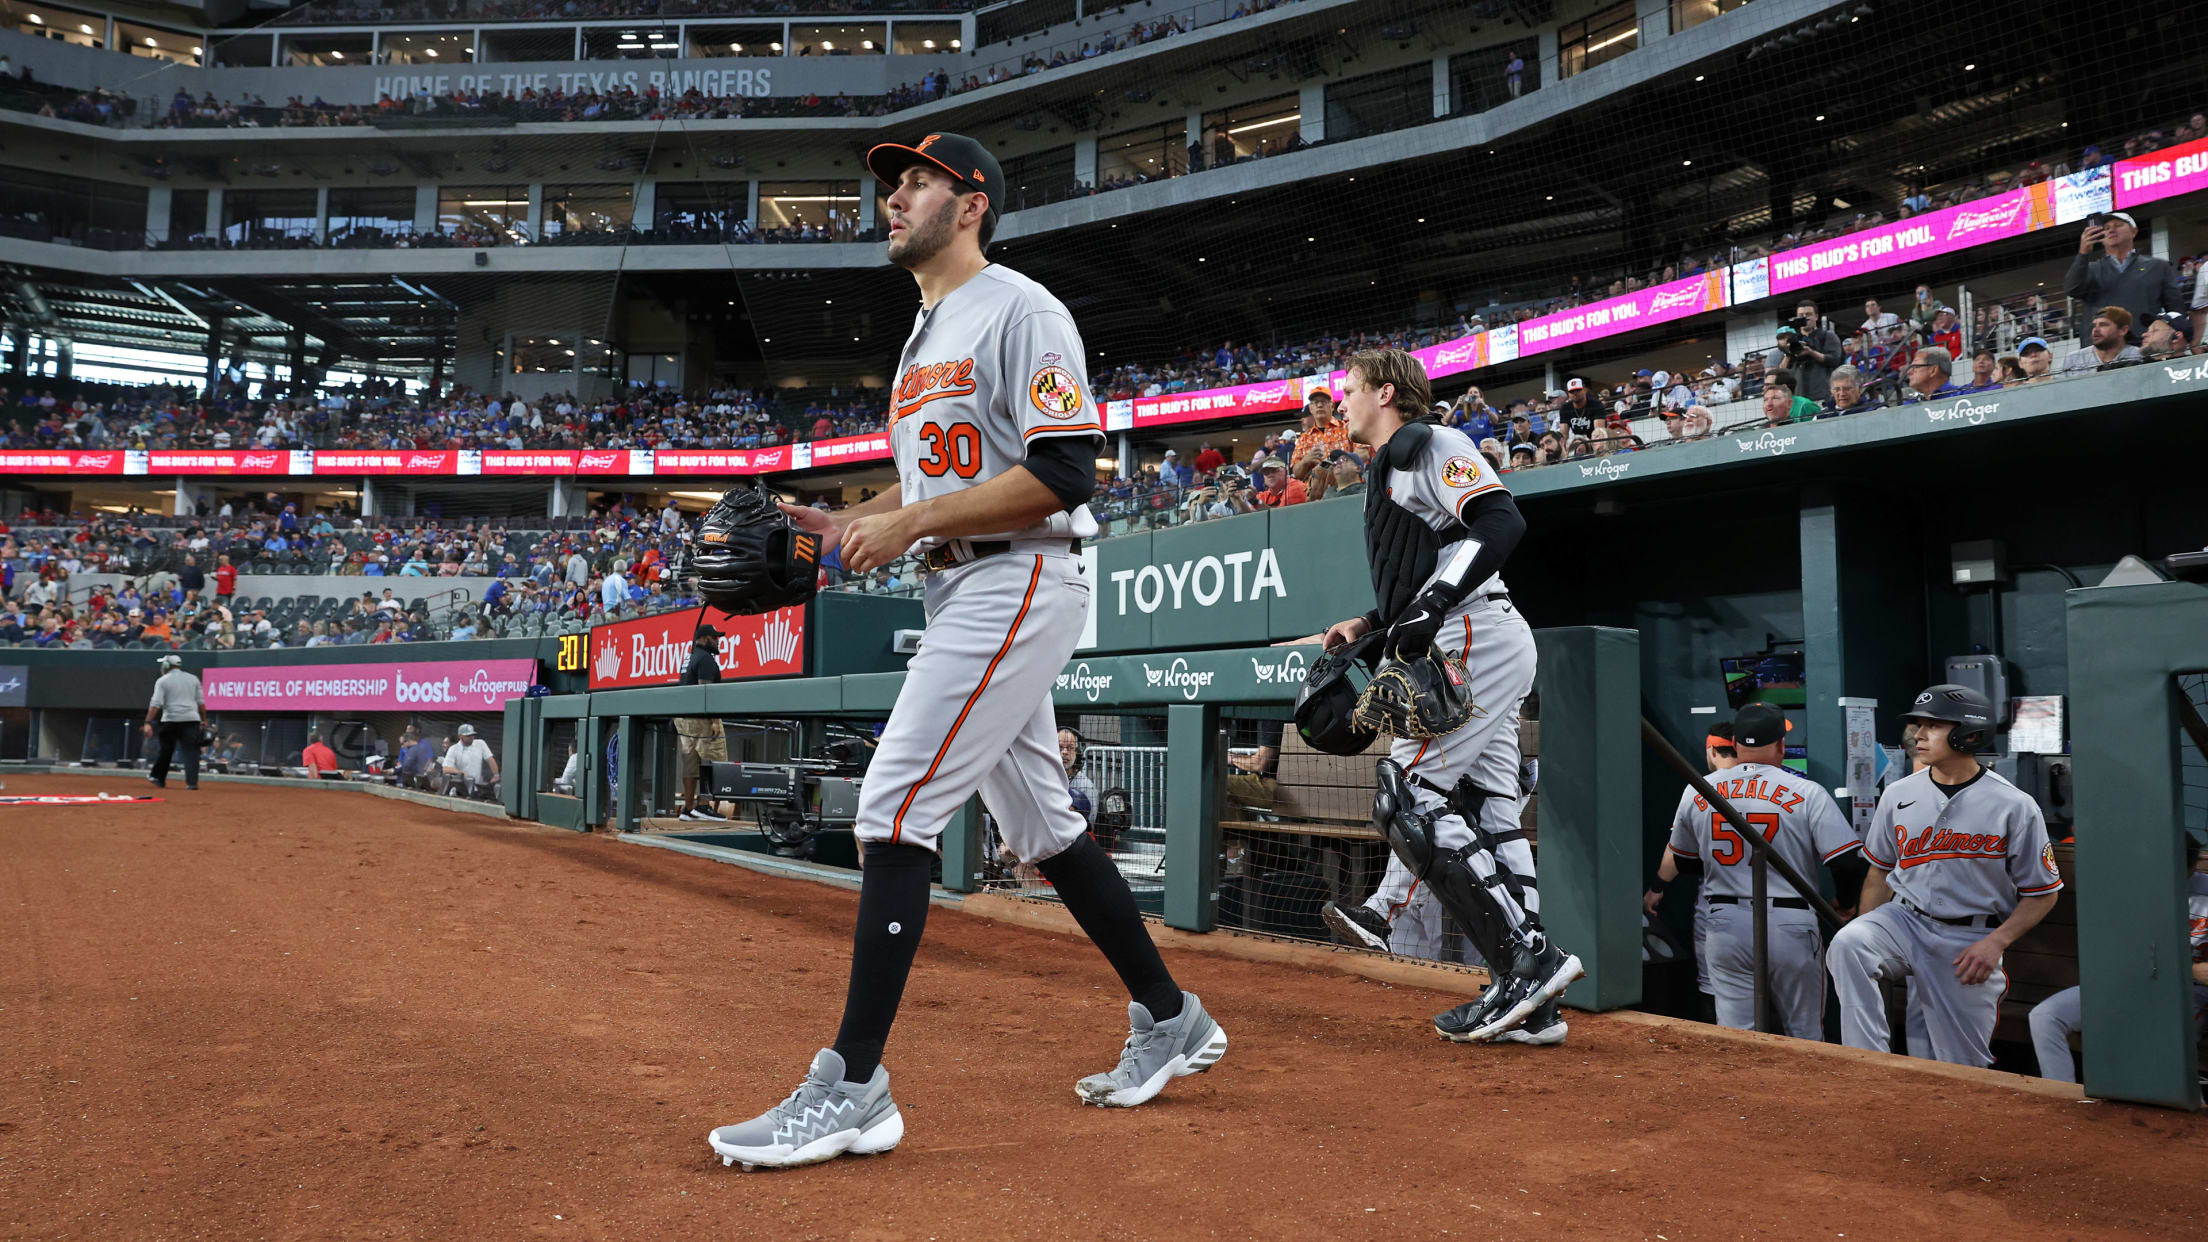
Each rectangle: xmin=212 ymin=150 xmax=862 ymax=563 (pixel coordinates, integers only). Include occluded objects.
xmin=1352 ymin=645 xmax=1479 ymax=740
xmin=685 ymin=485 xmax=822 ymax=616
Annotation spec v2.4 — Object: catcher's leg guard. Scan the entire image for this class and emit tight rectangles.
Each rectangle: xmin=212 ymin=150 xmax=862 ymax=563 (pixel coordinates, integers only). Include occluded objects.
xmin=1374 ymin=760 xmax=1522 ymax=969
xmin=1440 ymin=774 xmax=1541 ymax=929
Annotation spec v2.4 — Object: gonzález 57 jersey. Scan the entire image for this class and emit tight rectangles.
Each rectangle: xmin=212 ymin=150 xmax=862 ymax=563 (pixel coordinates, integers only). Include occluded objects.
xmin=889 ymin=264 xmax=1103 ymax=549
xmin=1667 ymin=761 xmax=1861 ymax=899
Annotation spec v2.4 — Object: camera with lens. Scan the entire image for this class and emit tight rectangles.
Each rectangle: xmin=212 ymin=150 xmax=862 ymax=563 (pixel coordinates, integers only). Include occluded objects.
xmin=1777 ymin=320 xmax=1811 ymax=355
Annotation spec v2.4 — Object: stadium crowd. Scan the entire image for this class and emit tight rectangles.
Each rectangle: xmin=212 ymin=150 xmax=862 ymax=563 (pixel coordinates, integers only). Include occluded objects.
xmin=0 ymin=380 xmax=889 ymax=453
xmin=0 ymin=493 xmax=723 ymax=648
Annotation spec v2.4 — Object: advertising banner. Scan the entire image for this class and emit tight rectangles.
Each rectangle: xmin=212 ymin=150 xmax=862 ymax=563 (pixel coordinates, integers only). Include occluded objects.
xmin=203 ymin=658 xmax=539 ymax=713
xmin=1128 ymin=376 xmax=1319 ymax=429
xmin=479 ymin=449 xmax=642 ymax=475
xmin=801 ymin=431 xmax=894 ymax=469
xmin=0 ymin=450 xmax=126 ymax=474
xmin=1766 ymin=187 xmax=2045 ymax=296
xmin=2051 ymin=164 xmax=2114 ymax=224
xmin=145 ymin=449 xmax=304 ymax=475
xmin=310 ymin=449 xmax=461 ymax=475
xmin=1413 ymin=332 xmax=1488 ymax=382
xmin=1517 ymin=269 xmax=1728 ymax=356
xmin=657 ymin=446 xmax=796 ymax=475
xmin=2114 ymin=136 xmax=2208 ymax=210
xmin=586 ymin=603 xmax=806 ymax=689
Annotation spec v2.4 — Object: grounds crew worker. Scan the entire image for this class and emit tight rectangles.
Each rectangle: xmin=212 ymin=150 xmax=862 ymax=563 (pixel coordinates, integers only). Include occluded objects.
xmin=143 ymin=653 xmax=205 ymax=791
xmin=1828 ymin=684 xmax=2062 ymax=1067
xmin=677 ymin=624 xmax=729 ymax=822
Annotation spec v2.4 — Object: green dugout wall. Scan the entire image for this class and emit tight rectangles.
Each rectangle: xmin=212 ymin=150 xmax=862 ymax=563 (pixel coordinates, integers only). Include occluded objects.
xmin=529 ymin=628 xmax=1645 ymax=1012
xmin=2067 ymin=581 xmax=2207 ymax=1110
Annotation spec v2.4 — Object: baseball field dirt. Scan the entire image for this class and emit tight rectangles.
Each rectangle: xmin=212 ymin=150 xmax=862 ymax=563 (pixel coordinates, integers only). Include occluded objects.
xmin=3 ymin=773 xmax=2202 ymax=1241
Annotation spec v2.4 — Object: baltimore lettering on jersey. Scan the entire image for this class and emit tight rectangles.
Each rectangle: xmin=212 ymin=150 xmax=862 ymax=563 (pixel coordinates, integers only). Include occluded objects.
xmin=1894 ymin=826 xmax=2012 ymax=867
xmin=893 ymin=358 xmax=977 ymax=422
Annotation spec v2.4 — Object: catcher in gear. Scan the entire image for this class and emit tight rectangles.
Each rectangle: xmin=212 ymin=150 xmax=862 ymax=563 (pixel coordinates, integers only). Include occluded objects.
xmin=1310 ymin=347 xmax=1580 ymax=1045
xmin=685 ymin=484 xmax=823 ymax=616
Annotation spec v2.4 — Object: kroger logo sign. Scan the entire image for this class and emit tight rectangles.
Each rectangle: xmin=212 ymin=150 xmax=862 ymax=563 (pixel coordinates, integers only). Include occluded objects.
xmin=1734 ymin=430 xmax=1799 ymax=456
xmin=1250 ymin=649 xmax=1308 ymax=686
xmin=1056 ymin=661 xmax=1114 ymax=702
xmin=1142 ymin=658 xmax=1217 ymax=701
xmin=1922 ymin=396 xmax=1999 ymax=427
xmin=1575 ymin=458 xmax=1631 ymax=481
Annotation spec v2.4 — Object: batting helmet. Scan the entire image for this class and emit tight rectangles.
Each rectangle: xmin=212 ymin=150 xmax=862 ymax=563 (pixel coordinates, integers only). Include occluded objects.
xmin=1900 ymin=683 xmax=1997 ymax=752
xmin=1294 ymin=634 xmax=1382 ymax=756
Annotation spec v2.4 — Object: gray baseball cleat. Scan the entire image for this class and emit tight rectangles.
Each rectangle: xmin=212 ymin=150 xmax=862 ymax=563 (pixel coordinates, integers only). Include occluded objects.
xmin=1075 ymin=991 xmax=1228 ymax=1108
xmin=1320 ymin=901 xmax=1392 ymax=951
xmin=707 ymin=1048 xmax=903 ymax=1170
xmin=1433 ymin=983 xmax=1507 ymax=1043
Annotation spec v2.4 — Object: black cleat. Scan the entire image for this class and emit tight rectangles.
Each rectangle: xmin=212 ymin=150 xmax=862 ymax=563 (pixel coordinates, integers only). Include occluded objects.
xmin=1470 ymin=935 xmax=1584 ymax=1042
xmin=1434 ymin=983 xmax=1508 ymax=1043
xmin=1320 ymin=901 xmax=1392 ymax=951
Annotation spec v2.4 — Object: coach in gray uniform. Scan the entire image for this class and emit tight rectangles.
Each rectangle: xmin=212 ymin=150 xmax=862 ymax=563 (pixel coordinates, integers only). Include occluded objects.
xmin=143 ymin=653 xmax=206 ymax=791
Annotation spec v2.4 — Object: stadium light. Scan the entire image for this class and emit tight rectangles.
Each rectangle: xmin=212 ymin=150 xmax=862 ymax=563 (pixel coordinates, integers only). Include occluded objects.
xmin=426 ymin=47 xmax=438 ymax=56
xmin=772 ymin=42 xmax=783 ymax=51
xmin=951 ymin=39 xmax=961 ymax=48
xmin=823 ymin=40 xmax=835 ymax=49
xmin=1227 ymin=113 xmax=1299 ymax=135
xmin=731 ymin=43 xmax=742 ymax=51
xmin=862 ymin=40 xmax=875 ymax=49
xmin=618 ymin=42 xmax=644 ymax=49
xmin=332 ymin=50 xmax=345 ymax=59
xmin=26 ymin=14 xmax=40 ymax=24
xmin=923 ymin=39 xmax=935 ymax=48
xmin=79 ymin=24 xmax=91 ymax=33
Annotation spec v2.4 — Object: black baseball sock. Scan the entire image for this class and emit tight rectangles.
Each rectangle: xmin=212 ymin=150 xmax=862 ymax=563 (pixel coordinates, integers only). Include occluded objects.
xmin=831 ymin=842 xmax=935 ymax=1083
xmin=1037 ymin=834 xmax=1183 ymax=1021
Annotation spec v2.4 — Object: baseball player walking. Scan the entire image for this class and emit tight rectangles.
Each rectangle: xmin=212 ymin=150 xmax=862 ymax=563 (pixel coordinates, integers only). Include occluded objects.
xmin=1646 ymin=720 xmax=1740 ymax=1017
xmin=1828 ymin=684 xmax=2063 ymax=1066
xmin=1312 ymin=347 xmax=1581 ymax=1045
xmin=708 ymin=132 xmax=1223 ymax=1172
xmin=1661 ymin=704 xmax=1863 ymax=1039
xmin=143 ymin=653 xmax=204 ymax=790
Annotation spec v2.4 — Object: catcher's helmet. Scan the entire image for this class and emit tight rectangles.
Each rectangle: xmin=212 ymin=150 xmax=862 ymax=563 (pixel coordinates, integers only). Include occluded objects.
xmin=1900 ymin=683 xmax=1997 ymax=752
xmin=1294 ymin=635 xmax=1381 ymax=756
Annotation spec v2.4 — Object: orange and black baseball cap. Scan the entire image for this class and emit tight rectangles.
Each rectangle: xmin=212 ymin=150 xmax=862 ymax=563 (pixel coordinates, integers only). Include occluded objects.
xmin=866 ymin=132 xmax=1003 ymax=222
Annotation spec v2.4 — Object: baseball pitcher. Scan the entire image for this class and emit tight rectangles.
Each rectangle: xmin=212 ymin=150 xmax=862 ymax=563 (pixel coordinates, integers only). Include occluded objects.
xmin=706 ymin=132 xmax=1223 ymax=1173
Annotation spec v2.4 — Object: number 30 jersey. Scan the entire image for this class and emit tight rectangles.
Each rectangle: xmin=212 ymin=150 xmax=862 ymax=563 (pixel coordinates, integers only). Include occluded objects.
xmin=1668 ymin=761 xmax=1861 ymax=899
xmin=888 ymin=263 xmax=1103 ymax=550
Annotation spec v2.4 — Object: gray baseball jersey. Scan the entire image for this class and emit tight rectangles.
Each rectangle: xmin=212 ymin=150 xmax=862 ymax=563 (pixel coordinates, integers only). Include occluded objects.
xmin=888 ymin=263 xmax=1102 ymax=552
xmin=1383 ymin=423 xmax=1512 ymax=602
xmin=1668 ymin=762 xmax=1861 ymax=898
xmin=851 ymin=262 xmax=1098 ymax=859
xmin=1862 ymin=766 xmax=2063 ymax=918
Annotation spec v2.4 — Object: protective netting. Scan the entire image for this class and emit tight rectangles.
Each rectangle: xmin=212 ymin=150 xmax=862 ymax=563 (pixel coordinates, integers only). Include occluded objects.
xmin=7 ymin=0 xmax=2204 ymax=450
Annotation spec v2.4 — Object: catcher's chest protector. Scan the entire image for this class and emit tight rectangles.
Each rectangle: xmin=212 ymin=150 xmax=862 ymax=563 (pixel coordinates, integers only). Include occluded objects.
xmin=1364 ymin=427 xmax=1467 ymax=627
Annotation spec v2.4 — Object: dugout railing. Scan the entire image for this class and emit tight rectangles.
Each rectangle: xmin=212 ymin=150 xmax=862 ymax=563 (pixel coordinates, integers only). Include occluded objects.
xmin=510 ymin=625 xmax=1645 ymax=1013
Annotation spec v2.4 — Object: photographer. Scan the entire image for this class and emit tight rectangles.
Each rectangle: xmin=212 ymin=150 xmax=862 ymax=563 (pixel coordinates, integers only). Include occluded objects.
xmin=2065 ymin=211 xmax=2185 ymax=342
xmin=1771 ymin=301 xmax=1844 ymax=402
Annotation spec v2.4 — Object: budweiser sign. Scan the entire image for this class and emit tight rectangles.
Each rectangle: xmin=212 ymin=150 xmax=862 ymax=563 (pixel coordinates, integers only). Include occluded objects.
xmin=587 ymin=604 xmax=807 ymax=689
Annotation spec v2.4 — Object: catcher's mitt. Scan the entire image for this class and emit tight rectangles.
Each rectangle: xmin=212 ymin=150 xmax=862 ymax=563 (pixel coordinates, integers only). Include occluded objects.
xmin=1352 ymin=645 xmax=1478 ymax=740
xmin=685 ymin=485 xmax=822 ymax=616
